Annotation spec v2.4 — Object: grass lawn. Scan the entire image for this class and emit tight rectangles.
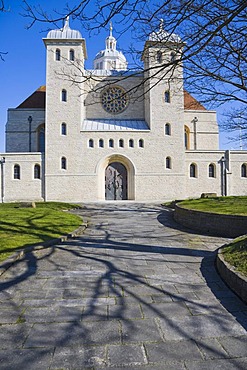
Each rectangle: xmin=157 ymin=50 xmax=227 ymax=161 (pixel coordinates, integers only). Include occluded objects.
xmin=178 ymin=196 xmax=247 ymax=216
xmin=0 ymin=202 xmax=82 ymax=262
xmin=221 ymin=236 xmax=247 ymax=276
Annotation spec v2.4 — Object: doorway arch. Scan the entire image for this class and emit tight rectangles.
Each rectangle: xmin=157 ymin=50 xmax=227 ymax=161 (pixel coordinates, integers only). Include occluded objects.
xmin=97 ymin=154 xmax=135 ymax=200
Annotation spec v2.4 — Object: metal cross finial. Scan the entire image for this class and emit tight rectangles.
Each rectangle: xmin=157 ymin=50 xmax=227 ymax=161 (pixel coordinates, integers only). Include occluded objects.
xmin=160 ymin=18 xmax=164 ymax=30
xmin=110 ymin=21 xmax=113 ymax=37
xmin=64 ymin=15 xmax=70 ymax=29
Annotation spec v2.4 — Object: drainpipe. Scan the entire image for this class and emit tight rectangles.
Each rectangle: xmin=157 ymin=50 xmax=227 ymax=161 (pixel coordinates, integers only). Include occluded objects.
xmin=28 ymin=115 xmax=32 ymax=152
xmin=192 ymin=116 xmax=198 ymax=150
xmin=0 ymin=157 xmax=5 ymax=203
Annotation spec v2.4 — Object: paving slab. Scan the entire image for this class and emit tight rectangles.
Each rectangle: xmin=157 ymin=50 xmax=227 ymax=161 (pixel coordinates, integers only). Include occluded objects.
xmin=0 ymin=202 xmax=246 ymax=369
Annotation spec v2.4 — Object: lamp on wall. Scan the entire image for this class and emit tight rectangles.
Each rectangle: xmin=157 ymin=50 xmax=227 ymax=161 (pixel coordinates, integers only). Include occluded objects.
xmin=28 ymin=115 xmax=33 ymax=152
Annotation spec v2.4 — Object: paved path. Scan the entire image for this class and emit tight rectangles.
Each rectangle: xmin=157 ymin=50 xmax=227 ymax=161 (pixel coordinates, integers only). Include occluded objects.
xmin=0 ymin=203 xmax=247 ymax=369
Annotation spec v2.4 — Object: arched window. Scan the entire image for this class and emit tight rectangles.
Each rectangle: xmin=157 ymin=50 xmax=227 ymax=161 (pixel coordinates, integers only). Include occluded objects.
xmin=241 ymin=163 xmax=247 ymax=177
xmin=109 ymin=139 xmax=114 ymax=148
xmin=61 ymin=89 xmax=67 ymax=102
xmin=37 ymin=125 xmax=45 ymax=152
xmin=61 ymin=123 xmax=67 ymax=135
xmin=165 ymin=123 xmax=171 ymax=136
xmin=14 ymin=164 xmax=20 ymax=180
xmin=171 ymin=52 xmax=176 ymax=62
xmin=166 ymin=156 xmax=171 ymax=169
xmin=69 ymin=49 xmax=75 ymax=61
xmin=99 ymin=139 xmax=104 ymax=148
xmin=34 ymin=164 xmax=41 ymax=179
xmin=209 ymin=163 xmax=216 ymax=178
xmin=157 ymin=50 xmax=162 ymax=63
xmin=89 ymin=139 xmax=94 ymax=148
xmin=55 ymin=48 xmax=61 ymax=61
xmin=119 ymin=139 xmax=124 ymax=148
xmin=61 ymin=157 xmax=67 ymax=170
xmin=139 ymin=139 xmax=144 ymax=148
xmin=184 ymin=125 xmax=190 ymax=150
xmin=129 ymin=139 xmax=134 ymax=148
xmin=164 ymin=90 xmax=170 ymax=103
xmin=190 ymin=163 xmax=197 ymax=178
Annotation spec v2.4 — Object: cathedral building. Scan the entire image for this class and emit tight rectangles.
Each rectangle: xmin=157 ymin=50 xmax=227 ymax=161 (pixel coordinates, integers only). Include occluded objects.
xmin=1 ymin=18 xmax=247 ymax=202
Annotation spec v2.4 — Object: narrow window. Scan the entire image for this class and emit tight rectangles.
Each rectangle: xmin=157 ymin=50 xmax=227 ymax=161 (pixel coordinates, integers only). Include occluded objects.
xmin=165 ymin=123 xmax=171 ymax=136
xmin=166 ymin=157 xmax=171 ymax=169
xmin=14 ymin=164 xmax=20 ymax=180
xmin=241 ymin=163 xmax=247 ymax=178
xmin=89 ymin=139 xmax=94 ymax=148
xmin=61 ymin=157 xmax=67 ymax=170
xmin=164 ymin=90 xmax=170 ymax=103
xmin=184 ymin=125 xmax=190 ymax=150
xmin=61 ymin=89 xmax=67 ymax=102
xmin=34 ymin=164 xmax=41 ymax=179
xmin=61 ymin=123 xmax=67 ymax=135
xmin=55 ymin=48 xmax=61 ymax=61
xmin=119 ymin=139 xmax=124 ymax=148
xmin=209 ymin=163 xmax=216 ymax=178
xmin=99 ymin=139 xmax=104 ymax=148
xmin=69 ymin=49 xmax=75 ymax=61
xmin=157 ymin=50 xmax=162 ymax=63
xmin=139 ymin=139 xmax=144 ymax=148
xmin=129 ymin=139 xmax=134 ymax=148
xmin=171 ymin=52 xmax=176 ymax=62
xmin=190 ymin=163 xmax=197 ymax=178
xmin=109 ymin=139 xmax=114 ymax=148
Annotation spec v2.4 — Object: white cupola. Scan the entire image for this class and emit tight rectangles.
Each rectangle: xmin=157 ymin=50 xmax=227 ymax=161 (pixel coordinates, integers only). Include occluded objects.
xmin=93 ymin=23 xmax=128 ymax=71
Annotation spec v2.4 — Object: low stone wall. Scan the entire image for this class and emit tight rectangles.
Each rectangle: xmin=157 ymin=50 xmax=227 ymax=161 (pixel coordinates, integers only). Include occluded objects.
xmin=174 ymin=204 xmax=247 ymax=238
xmin=216 ymin=249 xmax=247 ymax=304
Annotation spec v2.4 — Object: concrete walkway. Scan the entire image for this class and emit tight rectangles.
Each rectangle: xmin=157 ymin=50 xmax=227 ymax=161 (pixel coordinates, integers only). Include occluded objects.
xmin=0 ymin=203 xmax=247 ymax=369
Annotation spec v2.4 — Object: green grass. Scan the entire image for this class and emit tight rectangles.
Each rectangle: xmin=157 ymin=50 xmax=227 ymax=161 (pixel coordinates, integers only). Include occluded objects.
xmin=178 ymin=196 xmax=247 ymax=215
xmin=0 ymin=202 xmax=82 ymax=262
xmin=221 ymin=236 xmax=247 ymax=276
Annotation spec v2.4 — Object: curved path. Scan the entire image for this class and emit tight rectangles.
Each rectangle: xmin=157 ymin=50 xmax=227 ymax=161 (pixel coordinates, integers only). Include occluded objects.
xmin=0 ymin=203 xmax=247 ymax=369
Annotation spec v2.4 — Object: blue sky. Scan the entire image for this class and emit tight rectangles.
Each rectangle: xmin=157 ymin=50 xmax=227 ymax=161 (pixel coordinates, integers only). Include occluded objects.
xmin=0 ymin=0 xmax=243 ymax=153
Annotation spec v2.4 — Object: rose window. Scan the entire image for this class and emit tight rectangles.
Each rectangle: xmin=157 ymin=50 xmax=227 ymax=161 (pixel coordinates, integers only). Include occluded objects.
xmin=101 ymin=86 xmax=129 ymax=114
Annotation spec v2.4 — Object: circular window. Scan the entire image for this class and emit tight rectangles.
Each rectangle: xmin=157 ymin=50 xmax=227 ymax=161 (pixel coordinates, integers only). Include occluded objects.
xmin=101 ymin=85 xmax=129 ymax=114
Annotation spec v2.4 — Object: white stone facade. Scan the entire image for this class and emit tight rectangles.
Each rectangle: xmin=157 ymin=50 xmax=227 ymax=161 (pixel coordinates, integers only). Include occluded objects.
xmin=2 ymin=20 xmax=247 ymax=202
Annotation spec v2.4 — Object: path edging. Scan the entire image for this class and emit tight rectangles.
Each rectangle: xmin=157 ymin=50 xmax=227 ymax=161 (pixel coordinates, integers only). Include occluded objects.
xmin=216 ymin=247 xmax=247 ymax=304
xmin=0 ymin=222 xmax=87 ymax=277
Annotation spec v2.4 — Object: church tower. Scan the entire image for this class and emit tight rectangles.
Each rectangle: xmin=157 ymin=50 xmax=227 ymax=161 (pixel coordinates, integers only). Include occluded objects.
xmin=43 ymin=17 xmax=87 ymax=200
xmin=142 ymin=20 xmax=186 ymax=199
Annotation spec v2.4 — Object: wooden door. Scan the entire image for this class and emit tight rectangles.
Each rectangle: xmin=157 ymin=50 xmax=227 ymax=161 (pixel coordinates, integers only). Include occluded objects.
xmin=105 ymin=162 xmax=127 ymax=200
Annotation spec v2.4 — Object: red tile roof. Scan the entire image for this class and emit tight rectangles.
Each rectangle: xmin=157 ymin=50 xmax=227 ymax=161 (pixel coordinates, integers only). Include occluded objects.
xmin=16 ymin=86 xmax=206 ymax=111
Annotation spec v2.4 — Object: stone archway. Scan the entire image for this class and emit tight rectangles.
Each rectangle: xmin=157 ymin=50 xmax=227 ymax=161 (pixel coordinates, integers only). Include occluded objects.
xmin=97 ymin=154 xmax=135 ymax=201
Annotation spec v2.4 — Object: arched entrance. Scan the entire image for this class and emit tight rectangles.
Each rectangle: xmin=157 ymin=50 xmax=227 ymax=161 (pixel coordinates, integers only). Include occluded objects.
xmin=97 ymin=154 xmax=135 ymax=201
xmin=105 ymin=162 xmax=127 ymax=200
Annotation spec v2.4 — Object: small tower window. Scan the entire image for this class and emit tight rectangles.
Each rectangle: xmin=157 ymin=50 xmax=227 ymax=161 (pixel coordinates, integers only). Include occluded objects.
xmin=209 ymin=163 xmax=216 ymax=178
xmin=241 ymin=163 xmax=247 ymax=178
xmin=61 ymin=89 xmax=67 ymax=102
xmin=129 ymin=139 xmax=134 ymax=148
xmin=61 ymin=123 xmax=67 ymax=135
xmin=13 ymin=164 xmax=20 ymax=180
xmin=89 ymin=139 xmax=94 ymax=148
xmin=119 ymin=139 xmax=124 ymax=148
xmin=157 ymin=50 xmax=162 ymax=63
xmin=164 ymin=90 xmax=170 ymax=103
xmin=69 ymin=49 xmax=75 ymax=61
xmin=99 ymin=139 xmax=104 ymax=148
xmin=55 ymin=49 xmax=61 ymax=61
xmin=139 ymin=139 xmax=144 ymax=148
xmin=184 ymin=126 xmax=190 ymax=150
xmin=190 ymin=163 xmax=197 ymax=178
xmin=109 ymin=139 xmax=114 ymax=148
xmin=34 ymin=164 xmax=41 ymax=179
xmin=166 ymin=157 xmax=171 ymax=169
xmin=61 ymin=157 xmax=67 ymax=170
xmin=165 ymin=123 xmax=171 ymax=136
